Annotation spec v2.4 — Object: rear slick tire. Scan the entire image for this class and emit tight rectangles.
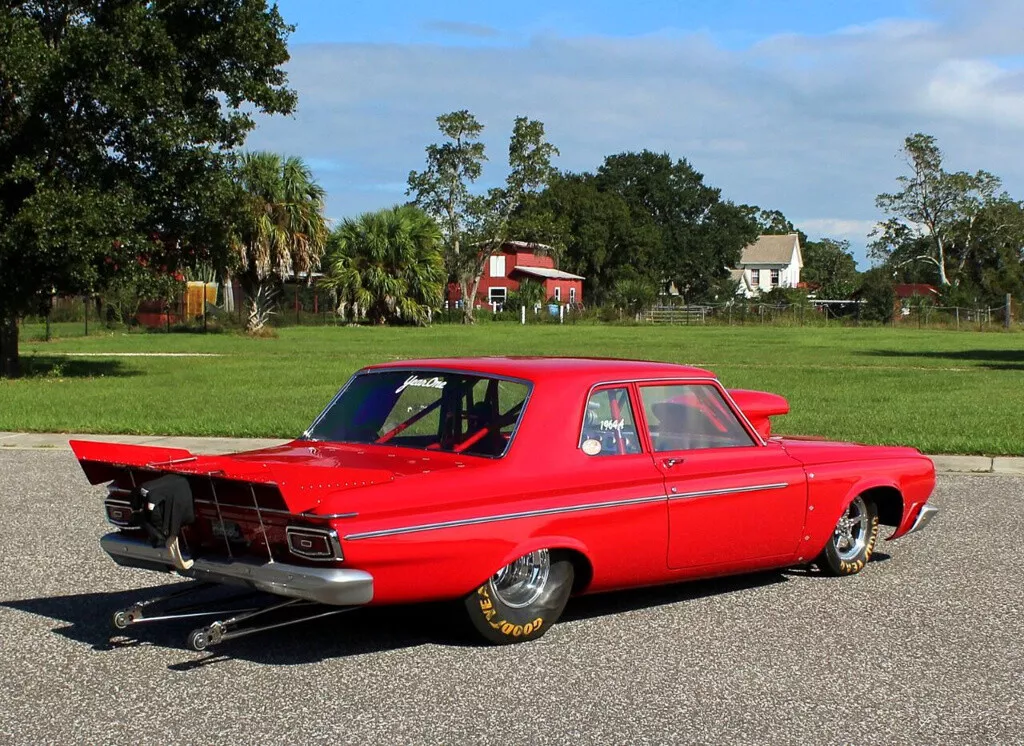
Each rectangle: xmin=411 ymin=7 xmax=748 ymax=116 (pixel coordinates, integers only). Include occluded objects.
xmin=464 ymin=550 xmax=574 ymax=645
xmin=818 ymin=495 xmax=880 ymax=576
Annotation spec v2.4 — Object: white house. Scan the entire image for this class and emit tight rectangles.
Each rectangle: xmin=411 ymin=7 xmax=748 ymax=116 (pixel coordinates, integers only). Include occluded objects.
xmin=733 ymin=233 xmax=803 ymax=298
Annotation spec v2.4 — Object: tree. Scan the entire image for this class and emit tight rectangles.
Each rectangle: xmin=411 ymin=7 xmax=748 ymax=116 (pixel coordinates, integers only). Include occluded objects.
xmin=0 ymin=0 xmax=296 ymax=376
xmin=802 ymin=238 xmax=860 ymax=298
xmin=595 ymin=151 xmax=759 ymax=301
xmin=321 ymin=205 xmax=444 ymax=325
xmin=509 ymin=173 xmax=661 ymax=305
xmin=504 ymin=279 xmax=546 ymax=314
xmin=858 ymin=268 xmax=896 ymax=324
xmin=872 ymin=133 xmax=1002 ymax=287
xmin=405 ymin=110 xmax=485 ymax=313
xmin=229 ymin=152 xmax=328 ymax=333
xmin=961 ymin=196 xmax=1024 ymax=301
xmin=610 ymin=277 xmax=658 ymax=318
xmin=752 ymin=208 xmax=809 ymax=246
xmin=408 ymin=111 xmax=559 ymax=323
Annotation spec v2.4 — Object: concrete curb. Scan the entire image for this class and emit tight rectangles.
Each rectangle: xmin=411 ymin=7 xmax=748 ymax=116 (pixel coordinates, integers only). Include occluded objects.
xmin=1 ymin=431 xmax=1023 ymax=474
xmin=0 ymin=432 xmax=288 ymax=456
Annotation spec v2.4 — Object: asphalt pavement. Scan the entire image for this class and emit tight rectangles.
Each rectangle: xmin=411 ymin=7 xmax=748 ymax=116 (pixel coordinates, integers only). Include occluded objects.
xmin=0 ymin=449 xmax=1021 ymax=745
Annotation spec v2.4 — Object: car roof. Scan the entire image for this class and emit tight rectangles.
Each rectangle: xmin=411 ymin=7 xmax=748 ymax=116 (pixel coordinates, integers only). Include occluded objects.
xmin=361 ymin=356 xmax=715 ymax=382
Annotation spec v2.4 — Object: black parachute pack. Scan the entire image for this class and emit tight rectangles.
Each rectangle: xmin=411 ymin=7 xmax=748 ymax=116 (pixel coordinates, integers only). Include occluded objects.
xmin=131 ymin=474 xmax=195 ymax=548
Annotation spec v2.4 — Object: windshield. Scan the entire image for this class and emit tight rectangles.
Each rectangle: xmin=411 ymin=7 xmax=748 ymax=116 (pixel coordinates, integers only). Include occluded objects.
xmin=303 ymin=370 xmax=531 ymax=458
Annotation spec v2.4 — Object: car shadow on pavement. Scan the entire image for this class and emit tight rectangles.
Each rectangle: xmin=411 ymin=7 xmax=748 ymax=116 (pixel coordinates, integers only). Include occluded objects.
xmin=561 ymin=570 xmax=789 ymax=623
xmin=3 ymin=563 xmax=873 ymax=669
xmin=2 ymin=583 xmax=472 ymax=669
xmin=781 ymin=551 xmax=891 ymax=577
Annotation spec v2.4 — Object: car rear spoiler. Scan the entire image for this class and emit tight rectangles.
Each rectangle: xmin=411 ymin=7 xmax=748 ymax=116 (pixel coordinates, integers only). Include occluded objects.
xmin=69 ymin=439 xmax=392 ymax=516
xmin=727 ymin=389 xmax=789 ymax=438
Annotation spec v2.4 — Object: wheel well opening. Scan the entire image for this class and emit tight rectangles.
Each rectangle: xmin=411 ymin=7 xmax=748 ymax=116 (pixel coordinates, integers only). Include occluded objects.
xmin=862 ymin=486 xmax=903 ymax=527
xmin=551 ymin=549 xmax=593 ymax=595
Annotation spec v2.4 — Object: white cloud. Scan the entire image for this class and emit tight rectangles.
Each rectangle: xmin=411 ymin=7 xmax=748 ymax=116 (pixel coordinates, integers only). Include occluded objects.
xmin=246 ymin=0 xmax=1024 ymax=267
xmin=797 ymin=219 xmax=881 ymax=241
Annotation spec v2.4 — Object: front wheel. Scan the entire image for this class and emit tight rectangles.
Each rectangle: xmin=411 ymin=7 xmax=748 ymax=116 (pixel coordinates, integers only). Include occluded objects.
xmin=464 ymin=549 xmax=574 ymax=644
xmin=817 ymin=495 xmax=879 ymax=576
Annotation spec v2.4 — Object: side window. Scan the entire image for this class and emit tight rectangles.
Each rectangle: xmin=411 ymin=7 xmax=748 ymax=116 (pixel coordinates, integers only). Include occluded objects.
xmin=641 ymin=384 xmax=756 ymax=452
xmin=579 ymin=387 xmax=642 ymax=456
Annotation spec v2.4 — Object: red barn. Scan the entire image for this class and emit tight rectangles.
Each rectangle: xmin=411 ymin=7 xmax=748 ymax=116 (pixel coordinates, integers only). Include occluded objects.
xmin=894 ymin=283 xmax=940 ymax=300
xmin=448 ymin=241 xmax=584 ymax=309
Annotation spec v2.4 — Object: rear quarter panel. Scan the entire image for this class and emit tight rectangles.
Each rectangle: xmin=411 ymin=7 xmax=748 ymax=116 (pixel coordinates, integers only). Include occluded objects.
xmin=333 ymin=454 xmax=670 ymax=604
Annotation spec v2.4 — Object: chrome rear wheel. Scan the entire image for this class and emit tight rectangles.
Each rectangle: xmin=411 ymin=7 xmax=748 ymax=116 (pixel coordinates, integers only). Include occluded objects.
xmin=489 ymin=549 xmax=551 ymax=608
xmin=465 ymin=549 xmax=574 ymax=645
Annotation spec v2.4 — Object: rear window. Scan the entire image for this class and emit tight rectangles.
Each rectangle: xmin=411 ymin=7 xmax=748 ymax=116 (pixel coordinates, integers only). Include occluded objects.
xmin=304 ymin=371 xmax=530 ymax=458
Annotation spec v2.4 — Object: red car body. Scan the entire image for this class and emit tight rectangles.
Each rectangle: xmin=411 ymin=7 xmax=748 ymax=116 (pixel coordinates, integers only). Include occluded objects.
xmin=75 ymin=357 xmax=936 ymax=620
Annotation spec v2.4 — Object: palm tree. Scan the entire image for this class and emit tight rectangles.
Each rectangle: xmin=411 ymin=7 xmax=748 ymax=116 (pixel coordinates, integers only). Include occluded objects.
xmin=231 ymin=152 xmax=328 ymax=333
xmin=322 ymin=205 xmax=444 ymax=325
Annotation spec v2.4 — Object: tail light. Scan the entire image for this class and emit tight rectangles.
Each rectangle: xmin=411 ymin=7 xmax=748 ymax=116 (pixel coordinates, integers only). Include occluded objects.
xmin=286 ymin=526 xmax=343 ymax=561
xmin=105 ymin=485 xmax=138 ymax=528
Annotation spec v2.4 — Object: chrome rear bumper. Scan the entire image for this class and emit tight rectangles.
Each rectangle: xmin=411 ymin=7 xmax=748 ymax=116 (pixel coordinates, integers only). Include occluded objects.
xmin=907 ymin=503 xmax=939 ymax=534
xmin=101 ymin=533 xmax=373 ymax=606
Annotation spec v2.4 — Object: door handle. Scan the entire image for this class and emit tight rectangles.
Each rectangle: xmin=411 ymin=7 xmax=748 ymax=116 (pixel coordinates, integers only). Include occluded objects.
xmin=662 ymin=458 xmax=684 ymax=468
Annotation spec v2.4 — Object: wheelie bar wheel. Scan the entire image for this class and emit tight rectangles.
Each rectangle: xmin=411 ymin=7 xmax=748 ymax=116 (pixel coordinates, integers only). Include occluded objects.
xmin=187 ymin=622 xmax=224 ymax=651
xmin=111 ymin=605 xmax=142 ymax=630
xmin=187 ymin=629 xmax=210 ymax=652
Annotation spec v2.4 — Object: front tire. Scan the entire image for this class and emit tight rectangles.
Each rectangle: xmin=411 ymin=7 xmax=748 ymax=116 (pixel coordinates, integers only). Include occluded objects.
xmin=818 ymin=495 xmax=879 ymax=576
xmin=464 ymin=549 xmax=574 ymax=644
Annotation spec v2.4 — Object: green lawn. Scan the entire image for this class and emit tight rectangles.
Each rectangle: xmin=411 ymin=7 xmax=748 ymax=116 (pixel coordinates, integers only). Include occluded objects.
xmin=2 ymin=323 xmax=1021 ymax=454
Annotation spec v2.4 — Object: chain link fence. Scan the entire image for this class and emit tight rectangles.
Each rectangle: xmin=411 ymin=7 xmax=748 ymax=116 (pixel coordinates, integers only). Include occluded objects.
xmin=17 ymin=292 xmax=1022 ymax=339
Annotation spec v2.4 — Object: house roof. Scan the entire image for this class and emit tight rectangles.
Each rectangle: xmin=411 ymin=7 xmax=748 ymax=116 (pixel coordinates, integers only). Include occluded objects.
xmin=739 ymin=234 xmax=801 ymax=266
xmin=502 ymin=240 xmax=555 ymax=253
xmin=511 ymin=266 xmax=585 ymax=281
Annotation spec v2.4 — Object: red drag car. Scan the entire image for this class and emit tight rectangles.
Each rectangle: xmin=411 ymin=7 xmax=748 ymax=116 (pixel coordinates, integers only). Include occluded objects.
xmin=75 ymin=357 xmax=937 ymax=647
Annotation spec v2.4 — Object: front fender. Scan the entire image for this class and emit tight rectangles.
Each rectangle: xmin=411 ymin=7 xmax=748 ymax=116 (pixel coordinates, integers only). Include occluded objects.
xmin=801 ymin=470 xmax=902 ymax=560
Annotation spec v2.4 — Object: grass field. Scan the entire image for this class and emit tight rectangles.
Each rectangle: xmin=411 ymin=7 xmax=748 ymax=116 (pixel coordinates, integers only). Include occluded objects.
xmin=1 ymin=323 xmax=1020 ymax=454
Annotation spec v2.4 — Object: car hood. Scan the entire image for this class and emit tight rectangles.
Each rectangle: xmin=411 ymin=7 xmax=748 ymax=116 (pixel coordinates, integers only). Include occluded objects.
xmin=777 ymin=437 xmax=926 ymax=465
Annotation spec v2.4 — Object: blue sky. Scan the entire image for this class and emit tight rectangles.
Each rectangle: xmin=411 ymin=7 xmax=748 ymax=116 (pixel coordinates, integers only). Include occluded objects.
xmin=280 ymin=0 xmax=924 ymax=47
xmin=249 ymin=0 xmax=1024 ymax=265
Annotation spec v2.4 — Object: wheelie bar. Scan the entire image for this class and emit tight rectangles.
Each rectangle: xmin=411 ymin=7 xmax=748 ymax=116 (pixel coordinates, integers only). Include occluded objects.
xmin=186 ymin=599 xmax=356 ymax=651
xmin=108 ymin=580 xmax=356 ymax=651
xmin=110 ymin=582 xmax=263 ymax=629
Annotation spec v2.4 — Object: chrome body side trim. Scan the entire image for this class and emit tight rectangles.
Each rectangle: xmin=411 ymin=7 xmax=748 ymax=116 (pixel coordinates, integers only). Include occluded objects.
xmin=669 ymin=482 xmax=790 ymax=501
xmin=100 ymin=533 xmax=373 ymax=606
xmin=301 ymin=511 xmax=360 ymax=520
xmin=345 ymin=482 xmax=791 ymax=541
xmin=344 ymin=494 xmax=666 ymax=541
xmin=907 ymin=503 xmax=938 ymax=534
